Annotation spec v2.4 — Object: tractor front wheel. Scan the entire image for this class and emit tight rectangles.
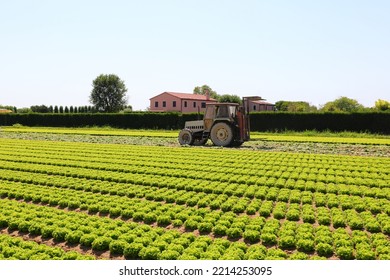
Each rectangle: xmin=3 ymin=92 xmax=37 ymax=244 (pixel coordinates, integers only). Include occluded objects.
xmin=210 ymin=122 xmax=233 ymax=147
xmin=178 ymin=129 xmax=194 ymax=145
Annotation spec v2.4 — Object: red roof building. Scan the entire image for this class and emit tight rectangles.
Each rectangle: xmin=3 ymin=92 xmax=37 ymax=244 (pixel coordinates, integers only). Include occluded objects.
xmin=149 ymin=92 xmax=217 ymax=113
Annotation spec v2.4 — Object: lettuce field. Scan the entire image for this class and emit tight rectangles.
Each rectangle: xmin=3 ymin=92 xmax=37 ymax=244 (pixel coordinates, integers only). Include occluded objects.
xmin=0 ymin=128 xmax=389 ymax=260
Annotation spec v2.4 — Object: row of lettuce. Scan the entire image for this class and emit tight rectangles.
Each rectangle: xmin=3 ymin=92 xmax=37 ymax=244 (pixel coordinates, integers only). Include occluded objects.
xmin=0 ymin=234 xmax=95 ymax=260
xmin=0 ymin=139 xmax=389 ymax=259
xmin=1 ymin=112 xmax=390 ymax=133
xmin=1 ymin=199 xmax=389 ymax=260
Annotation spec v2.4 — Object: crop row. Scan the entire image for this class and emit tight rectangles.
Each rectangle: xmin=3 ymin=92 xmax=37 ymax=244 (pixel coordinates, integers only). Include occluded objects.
xmin=1 ymin=165 xmax=390 ymax=216
xmin=1 ymin=164 xmax=389 ymax=215
xmin=0 ymin=139 xmax=389 ymax=175
xmin=0 ymin=149 xmax=389 ymax=190
xmin=0 ymin=157 xmax=389 ymax=203
xmin=1 ymin=198 xmax=389 ymax=260
xmin=0 ymin=234 xmax=95 ymax=260
xmin=1 ymin=179 xmax=389 ymax=238
xmin=1 ymin=166 xmax=389 ymax=217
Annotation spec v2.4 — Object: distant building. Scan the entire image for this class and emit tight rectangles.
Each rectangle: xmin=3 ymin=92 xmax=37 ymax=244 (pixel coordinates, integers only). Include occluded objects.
xmin=149 ymin=92 xmax=217 ymax=113
xmin=248 ymin=100 xmax=275 ymax=112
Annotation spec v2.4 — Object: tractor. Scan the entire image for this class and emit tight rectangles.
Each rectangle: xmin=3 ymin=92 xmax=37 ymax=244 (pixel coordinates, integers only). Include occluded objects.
xmin=178 ymin=96 xmax=263 ymax=147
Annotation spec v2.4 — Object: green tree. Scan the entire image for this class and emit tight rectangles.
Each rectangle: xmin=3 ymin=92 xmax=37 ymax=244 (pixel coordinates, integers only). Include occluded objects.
xmin=54 ymin=106 xmax=59 ymax=113
xmin=90 ymin=74 xmax=128 ymax=112
xmin=193 ymin=85 xmax=218 ymax=99
xmin=275 ymin=101 xmax=317 ymax=112
xmin=320 ymin=97 xmax=364 ymax=112
xmin=218 ymin=94 xmax=242 ymax=104
xmin=30 ymin=105 xmax=50 ymax=113
xmin=275 ymin=101 xmax=289 ymax=111
xmin=374 ymin=99 xmax=390 ymax=111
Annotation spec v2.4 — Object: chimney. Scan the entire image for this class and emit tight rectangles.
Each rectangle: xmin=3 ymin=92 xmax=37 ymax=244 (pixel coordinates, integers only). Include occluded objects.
xmin=205 ymin=89 xmax=210 ymax=100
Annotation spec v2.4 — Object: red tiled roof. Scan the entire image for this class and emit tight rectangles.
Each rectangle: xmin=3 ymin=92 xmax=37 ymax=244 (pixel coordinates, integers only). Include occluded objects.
xmin=151 ymin=92 xmax=217 ymax=101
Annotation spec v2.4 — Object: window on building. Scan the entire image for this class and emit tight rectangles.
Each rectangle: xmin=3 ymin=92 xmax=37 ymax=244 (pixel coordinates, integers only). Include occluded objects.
xmin=155 ymin=101 xmax=159 ymax=108
xmin=201 ymin=102 xmax=206 ymax=108
xmin=193 ymin=102 xmax=196 ymax=108
xmin=253 ymin=105 xmax=256 ymax=111
xmin=163 ymin=101 xmax=166 ymax=107
xmin=173 ymin=101 xmax=176 ymax=107
xmin=184 ymin=101 xmax=187 ymax=107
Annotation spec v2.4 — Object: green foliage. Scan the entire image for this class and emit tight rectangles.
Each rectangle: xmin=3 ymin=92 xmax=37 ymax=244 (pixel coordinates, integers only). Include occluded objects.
xmin=374 ymin=99 xmax=390 ymax=111
xmin=243 ymin=229 xmax=260 ymax=243
xmin=316 ymin=243 xmax=334 ymax=257
xmin=90 ymin=74 xmax=128 ymax=113
xmin=80 ymin=234 xmax=97 ymax=247
xmin=109 ymin=240 xmax=127 ymax=255
xmin=218 ymin=94 xmax=242 ymax=104
xmin=124 ymin=243 xmax=144 ymax=259
xmin=193 ymin=85 xmax=218 ymax=99
xmin=139 ymin=246 xmax=160 ymax=260
xmin=91 ymin=236 xmax=111 ymax=251
xmin=275 ymin=101 xmax=317 ymax=112
xmin=320 ymin=97 xmax=364 ymax=112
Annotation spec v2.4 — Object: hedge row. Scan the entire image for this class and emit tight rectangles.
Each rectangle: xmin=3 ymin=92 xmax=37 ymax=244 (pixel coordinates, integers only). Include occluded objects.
xmin=0 ymin=112 xmax=389 ymax=134
xmin=249 ymin=112 xmax=390 ymax=134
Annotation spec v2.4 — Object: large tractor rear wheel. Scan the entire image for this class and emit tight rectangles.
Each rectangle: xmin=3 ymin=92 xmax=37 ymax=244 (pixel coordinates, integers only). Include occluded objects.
xmin=210 ymin=122 xmax=233 ymax=147
xmin=178 ymin=129 xmax=194 ymax=145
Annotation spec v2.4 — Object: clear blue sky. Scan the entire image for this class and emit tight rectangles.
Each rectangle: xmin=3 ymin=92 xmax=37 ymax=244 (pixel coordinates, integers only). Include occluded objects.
xmin=1 ymin=0 xmax=389 ymax=110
